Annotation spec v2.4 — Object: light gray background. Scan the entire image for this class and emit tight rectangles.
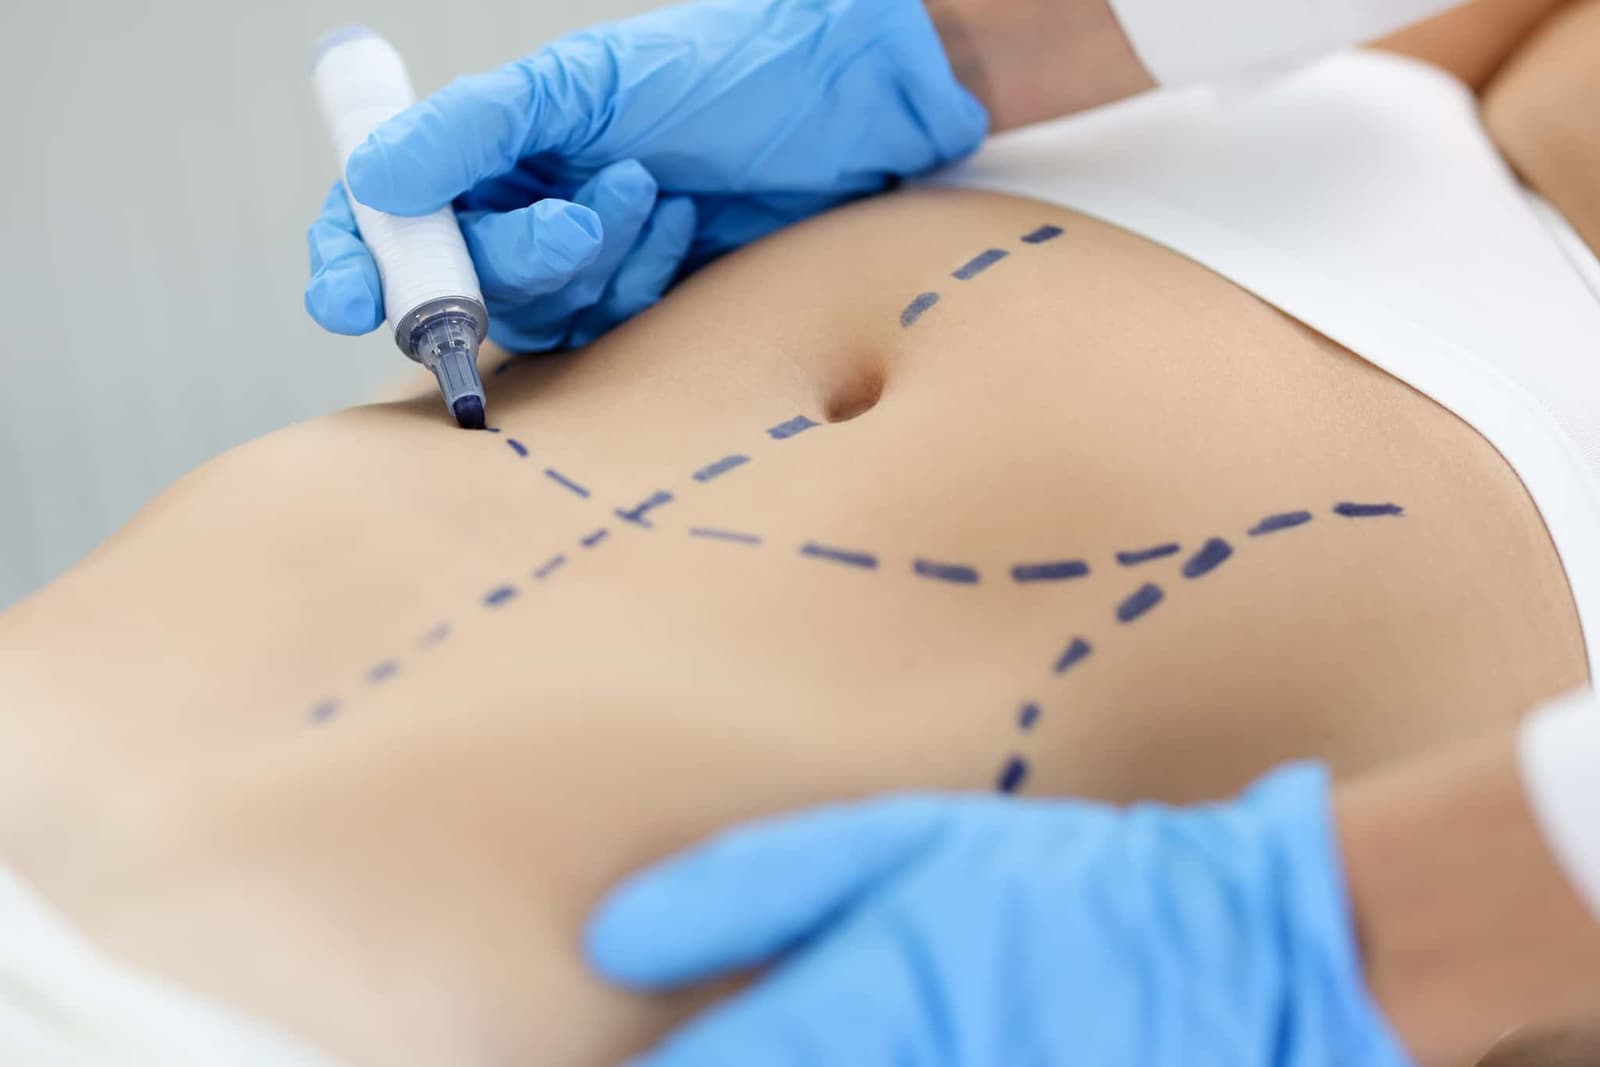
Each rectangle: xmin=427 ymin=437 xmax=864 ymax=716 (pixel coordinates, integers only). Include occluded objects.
xmin=0 ymin=0 xmax=663 ymax=608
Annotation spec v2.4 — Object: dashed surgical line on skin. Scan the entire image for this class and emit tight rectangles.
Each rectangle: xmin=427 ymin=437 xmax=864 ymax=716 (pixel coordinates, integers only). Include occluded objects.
xmin=309 ymin=699 xmax=340 ymax=724
xmin=533 ymin=554 xmax=567 ymax=580
xmin=953 ymin=249 xmax=1009 ymax=280
xmin=768 ymin=416 xmax=820 ymax=441
xmin=1117 ymin=543 xmax=1181 ymax=566
xmin=545 ymin=468 xmax=591 ymax=499
xmin=419 ymin=622 xmax=452 ymax=648
xmin=901 ymin=292 xmax=940 ymax=328
xmin=1012 ymin=560 xmax=1090 ymax=584
xmin=1250 ymin=511 xmax=1314 ymax=536
xmin=913 ymin=559 xmax=980 ymax=585
xmin=997 ymin=756 xmax=1030 ymax=794
xmin=1183 ymin=538 xmax=1234 ymax=580
xmin=366 ymin=659 xmax=399 ymax=685
xmin=617 ymin=490 xmax=674 ymax=528
xmin=1335 ymin=502 xmax=1405 ymax=518
xmin=483 ymin=585 xmax=518 ymax=608
xmin=690 ymin=527 xmax=763 ymax=545
xmin=1117 ymin=582 xmax=1165 ymax=623
xmin=694 ymin=455 xmax=750 ymax=483
xmin=800 ymin=542 xmax=878 ymax=570
xmin=581 ymin=528 xmax=609 ymax=549
xmin=486 ymin=427 xmax=503 ymax=434
xmin=1021 ymin=224 xmax=1064 ymax=245
xmin=1018 ymin=702 xmax=1042 ymax=731
xmin=1054 ymin=637 xmax=1093 ymax=675
xmin=506 ymin=438 xmax=529 ymax=458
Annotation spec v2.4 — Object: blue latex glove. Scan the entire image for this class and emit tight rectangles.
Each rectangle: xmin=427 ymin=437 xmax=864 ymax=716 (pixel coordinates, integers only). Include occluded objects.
xmin=305 ymin=0 xmax=988 ymax=353
xmin=587 ymin=765 xmax=1416 ymax=1067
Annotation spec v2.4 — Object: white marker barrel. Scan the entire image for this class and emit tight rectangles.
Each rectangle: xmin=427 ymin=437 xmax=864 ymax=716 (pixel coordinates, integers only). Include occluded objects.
xmin=312 ymin=27 xmax=484 ymax=351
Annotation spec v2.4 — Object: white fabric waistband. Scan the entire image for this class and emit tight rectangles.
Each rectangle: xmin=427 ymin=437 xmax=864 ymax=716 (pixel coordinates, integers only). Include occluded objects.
xmin=0 ymin=864 xmax=346 ymax=1067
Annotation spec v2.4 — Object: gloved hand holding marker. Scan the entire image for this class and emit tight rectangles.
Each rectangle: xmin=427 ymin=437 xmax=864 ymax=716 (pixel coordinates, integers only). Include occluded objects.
xmin=304 ymin=0 xmax=990 ymax=358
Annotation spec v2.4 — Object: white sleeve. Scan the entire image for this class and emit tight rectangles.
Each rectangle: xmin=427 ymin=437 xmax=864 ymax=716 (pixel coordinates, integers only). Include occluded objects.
xmin=1106 ymin=0 xmax=1466 ymax=85
xmin=1520 ymin=688 xmax=1600 ymax=923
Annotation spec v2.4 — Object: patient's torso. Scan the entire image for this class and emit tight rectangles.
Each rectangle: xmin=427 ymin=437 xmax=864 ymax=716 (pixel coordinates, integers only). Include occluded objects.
xmin=0 ymin=187 xmax=1585 ymax=1066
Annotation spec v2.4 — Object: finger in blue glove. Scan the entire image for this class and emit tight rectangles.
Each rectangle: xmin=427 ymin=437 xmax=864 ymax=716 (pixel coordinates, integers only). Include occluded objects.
xmin=587 ymin=766 xmax=1416 ymax=1067
xmin=303 ymin=182 xmax=385 ymax=336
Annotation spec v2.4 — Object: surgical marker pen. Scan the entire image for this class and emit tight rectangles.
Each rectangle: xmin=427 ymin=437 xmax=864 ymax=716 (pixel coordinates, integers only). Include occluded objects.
xmin=312 ymin=26 xmax=489 ymax=429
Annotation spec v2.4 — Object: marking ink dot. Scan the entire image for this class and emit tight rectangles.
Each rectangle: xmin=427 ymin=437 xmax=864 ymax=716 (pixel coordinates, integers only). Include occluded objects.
xmin=1054 ymin=637 xmax=1093 ymax=675
xmin=1117 ymin=543 xmax=1181 ymax=567
xmin=693 ymin=455 xmax=750 ymax=483
xmin=768 ymin=416 xmax=820 ymax=441
xmin=309 ymin=699 xmax=340 ymax=724
xmin=1012 ymin=560 xmax=1090 ymax=584
xmin=1334 ymin=502 xmax=1405 ymax=518
xmin=366 ymin=660 xmax=399 ymax=685
xmin=483 ymin=585 xmax=519 ymax=608
xmin=506 ymin=438 xmax=529 ymax=458
xmin=581 ymin=528 xmax=609 ymax=548
xmin=616 ymin=490 xmax=674 ymax=528
xmin=1018 ymin=702 xmax=1042 ymax=731
xmin=900 ymin=292 xmax=941 ymax=328
xmin=1183 ymin=538 xmax=1234 ymax=580
xmin=913 ymin=559 xmax=980 ymax=585
xmin=544 ymin=469 xmax=591 ymax=498
xmin=534 ymin=554 xmax=567 ymax=580
xmin=1117 ymin=582 xmax=1165 ymax=623
xmin=1021 ymin=224 xmax=1064 ymax=245
xmin=997 ymin=756 xmax=1030 ymax=794
xmin=954 ymin=249 xmax=1009 ymax=280
xmin=1250 ymin=511 xmax=1314 ymax=537
xmin=800 ymin=543 xmax=878 ymax=570
xmin=486 ymin=427 xmax=503 ymax=434
xmin=419 ymin=622 xmax=452 ymax=648
xmin=690 ymin=527 xmax=762 ymax=545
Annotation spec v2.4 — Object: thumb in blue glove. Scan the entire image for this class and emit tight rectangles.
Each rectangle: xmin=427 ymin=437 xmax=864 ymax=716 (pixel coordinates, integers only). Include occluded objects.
xmin=309 ymin=0 xmax=988 ymax=352
xmin=586 ymin=765 xmax=1415 ymax=1067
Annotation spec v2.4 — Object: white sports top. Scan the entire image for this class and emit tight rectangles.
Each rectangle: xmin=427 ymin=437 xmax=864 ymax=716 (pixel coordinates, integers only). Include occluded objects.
xmin=933 ymin=48 xmax=1600 ymax=916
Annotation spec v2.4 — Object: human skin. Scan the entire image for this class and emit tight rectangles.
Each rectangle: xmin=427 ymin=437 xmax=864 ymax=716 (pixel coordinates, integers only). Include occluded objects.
xmin=1 ymin=6 xmax=1598 ymax=1067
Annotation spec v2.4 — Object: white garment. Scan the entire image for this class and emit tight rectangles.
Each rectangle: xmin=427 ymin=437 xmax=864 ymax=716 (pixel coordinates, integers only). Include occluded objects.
xmin=1110 ymin=0 xmax=1464 ymax=85
xmin=0 ymin=864 xmax=345 ymax=1065
xmin=1522 ymin=692 xmax=1600 ymax=923
xmin=931 ymin=48 xmax=1600 ymax=913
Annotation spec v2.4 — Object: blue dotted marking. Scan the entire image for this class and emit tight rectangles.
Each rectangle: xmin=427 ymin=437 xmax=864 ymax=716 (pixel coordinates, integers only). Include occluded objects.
xmin=1117 ymin=582 xmax=1165 ymax=623
xmin=483 ymin=585 xmax=518 ymax=608
xmin=616 ymin=490 xmax=674 ymax=528
xmin=1250 ymin=511 xmax=1314 ymax=536
xmin=1335 ymin=502 xmax=1405 ymax=518
xmin=545 ymin=469 xmax=590 ymax=499
xmin=690 ymin=527 xmax=763 ymax=545
xmin=694 ymin=455 xmax=750 ymax=483
xmin=954 ymin=249 xmax=1009 ymax=280
xmin=309 ymin=699 xmax=340 ymax=724
xmin=534 ymin=554 xmax=567 ymax=580
xmin=1012 ymin=560 xmax=1090 ymax=584
xmin=901 ymin=292 xmax=941 ymax=328
xmin=997 ymin=756 xmax=1030 ymax=794
xmin=486 ymin=427 xmax=503 ymax=434
xmin=913 ymin=559 xmax=980 ymax=585
xmin=1183 ymin=538 xmax=1234 ymax=580
xmin=1054 ymin=637 xmax=1093 ymax=675
xmin=581 ymin=528 xmax=609 ymax=548
xmin=366 ymin=660 xmax=399 ymax=685
xmin=768 ymin=416 xmax=819 ymax=441
xmin=1021 ymin=224 xmax=1064 ymax=245
xmin=800 ymin=543 xmax=878 ymax=570
xmin=419 ymin=622 xmax=452 ymax=648
xmin=1019 ymin=702 xmax=1042 ymax=731
xmin=506 ymin=438 xmax=529 ymax=458
xmin=1117 ymin=544 xmax=1181 ymax=566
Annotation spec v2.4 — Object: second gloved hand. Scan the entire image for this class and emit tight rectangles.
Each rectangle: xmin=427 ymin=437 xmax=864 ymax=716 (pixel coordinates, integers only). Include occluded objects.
xmin=305 ymin=0 xmax=988 ymax=353
xmin=587 ymin=765 xmax=1416 ymax=1067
